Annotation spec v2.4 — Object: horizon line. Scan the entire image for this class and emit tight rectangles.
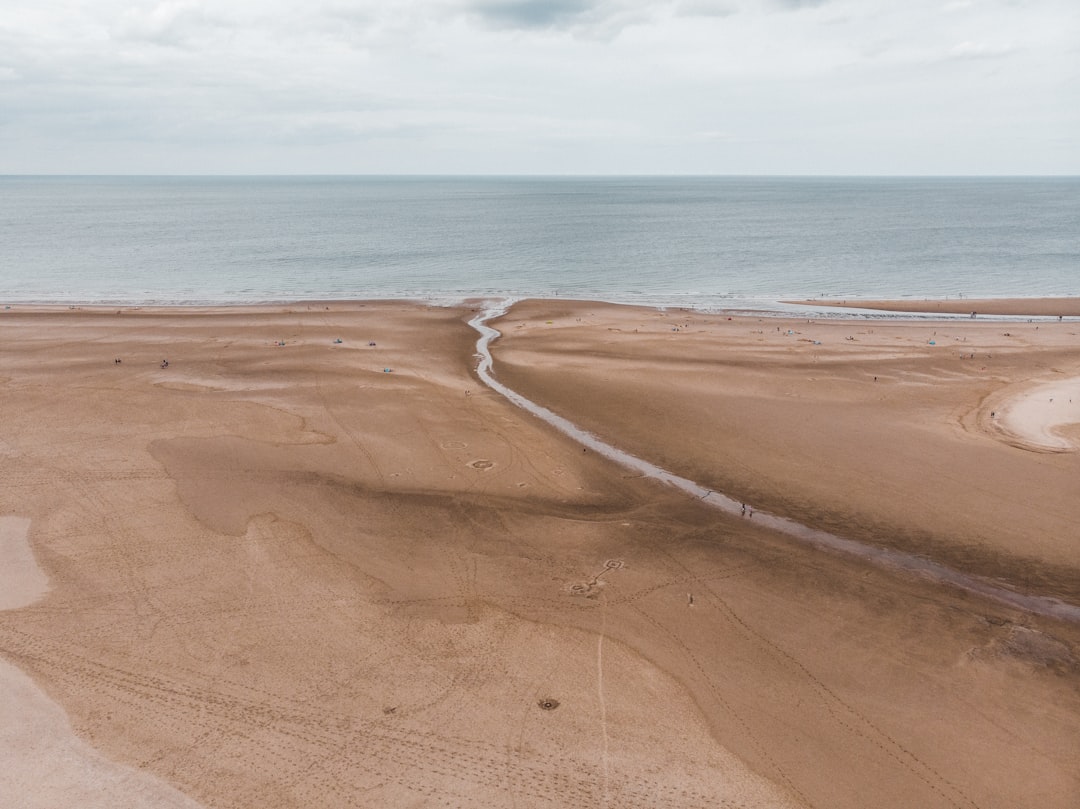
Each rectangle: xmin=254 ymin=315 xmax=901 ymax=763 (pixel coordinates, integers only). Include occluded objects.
xmin=3 ymin=173 xmax=1079 ymax=180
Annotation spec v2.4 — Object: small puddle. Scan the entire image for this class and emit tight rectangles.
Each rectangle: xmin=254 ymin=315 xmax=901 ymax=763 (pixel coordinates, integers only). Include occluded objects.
xmin=470 ymin=304 xmax=1080 ymax=624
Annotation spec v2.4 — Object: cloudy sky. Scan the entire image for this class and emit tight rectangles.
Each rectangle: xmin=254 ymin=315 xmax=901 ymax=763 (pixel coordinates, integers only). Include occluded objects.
xmin=2 ymin=0 xmax=1077 ymax=174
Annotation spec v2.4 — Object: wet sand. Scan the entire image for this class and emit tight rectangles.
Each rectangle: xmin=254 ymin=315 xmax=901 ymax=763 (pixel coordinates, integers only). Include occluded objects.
xmin=0 ymin=516 xmax=206 ymax=808
xmin=1 ymin=300 xmax=1079 ymax=808
xmin=0 ymin=517 xmax=47 ymax=610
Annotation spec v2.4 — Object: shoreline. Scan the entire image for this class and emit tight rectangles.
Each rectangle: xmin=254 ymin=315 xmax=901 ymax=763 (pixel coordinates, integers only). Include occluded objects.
xmin=4 ymin=293 xmax=1080 ymax=320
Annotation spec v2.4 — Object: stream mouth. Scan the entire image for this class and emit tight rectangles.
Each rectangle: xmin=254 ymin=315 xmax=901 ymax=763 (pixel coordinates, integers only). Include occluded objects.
xmin=469 ymin=302 xmax=1080 ymax=625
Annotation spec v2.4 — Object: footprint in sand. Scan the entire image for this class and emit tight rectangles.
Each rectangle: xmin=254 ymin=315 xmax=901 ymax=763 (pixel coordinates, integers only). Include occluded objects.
xmin=568 ymin=582 xmax=598 ymax=598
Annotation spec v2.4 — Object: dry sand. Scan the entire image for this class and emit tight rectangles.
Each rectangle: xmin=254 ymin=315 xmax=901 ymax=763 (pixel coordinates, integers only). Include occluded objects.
xmin=1 ymin=300 xmax=1078 ymax=808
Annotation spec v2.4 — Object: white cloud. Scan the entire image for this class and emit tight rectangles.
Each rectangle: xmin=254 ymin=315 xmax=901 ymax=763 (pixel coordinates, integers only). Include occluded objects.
xmin=674 ymin=1 xmax=738 ymax=17
xmin=0 ymin=0 xmax=1076 ymax=173
xmin=945 ymin=40 xmax=1017 ymax=60
xmin=464 ymin=0 xmax=598 ymax=29
xmin=110 ymin=2 xmax=224 ymax=47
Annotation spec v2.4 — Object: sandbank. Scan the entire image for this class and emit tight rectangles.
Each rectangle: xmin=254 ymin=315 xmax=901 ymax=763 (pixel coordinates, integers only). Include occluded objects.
xmin=786 ymin=296 xmax=1080 ymax=317
xmin=1 ymin=300 xmax=1078 ymax=809
xmin=493 ymin=300 xmax=1080 ymax=591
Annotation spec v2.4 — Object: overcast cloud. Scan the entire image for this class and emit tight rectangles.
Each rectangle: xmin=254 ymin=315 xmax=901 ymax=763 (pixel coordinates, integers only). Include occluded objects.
xmin=1 ymin=0 xmax=1076 ymax=173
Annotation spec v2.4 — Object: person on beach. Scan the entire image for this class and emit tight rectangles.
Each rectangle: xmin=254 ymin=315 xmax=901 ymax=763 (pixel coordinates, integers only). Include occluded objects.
xmin=741 ymin=503 xmax=746 ymax=516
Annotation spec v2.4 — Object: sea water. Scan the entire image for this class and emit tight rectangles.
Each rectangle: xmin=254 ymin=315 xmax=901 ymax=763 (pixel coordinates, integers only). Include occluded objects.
xmin=1 ymin=176 xmax=1077 ymax=308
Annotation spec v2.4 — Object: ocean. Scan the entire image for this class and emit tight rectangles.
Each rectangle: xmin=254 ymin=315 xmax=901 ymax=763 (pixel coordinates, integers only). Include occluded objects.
xmin=1 ymin=176 xmax=1077 ymax=308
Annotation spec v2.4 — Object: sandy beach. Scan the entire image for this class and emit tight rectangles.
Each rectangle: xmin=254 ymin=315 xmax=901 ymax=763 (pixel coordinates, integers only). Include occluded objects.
xmin=1 ymin=299 xmax=1079 ymax=808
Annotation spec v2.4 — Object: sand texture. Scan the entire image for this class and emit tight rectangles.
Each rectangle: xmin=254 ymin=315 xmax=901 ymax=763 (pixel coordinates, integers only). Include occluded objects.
xmin=1 ymin=300 xmax=1079 ymax=808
